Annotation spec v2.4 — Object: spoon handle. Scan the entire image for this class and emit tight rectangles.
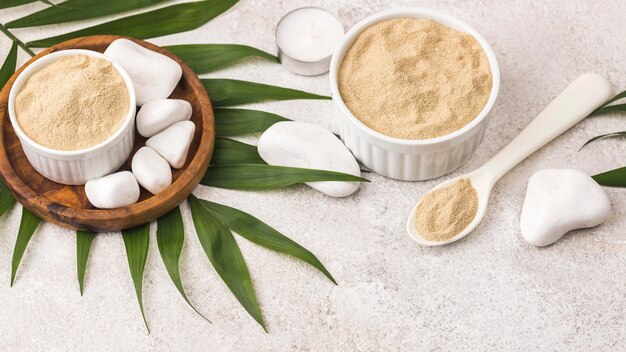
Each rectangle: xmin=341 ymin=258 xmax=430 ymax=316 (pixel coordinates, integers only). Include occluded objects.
xmin=479 ymin=73 xmax=613 ymax=181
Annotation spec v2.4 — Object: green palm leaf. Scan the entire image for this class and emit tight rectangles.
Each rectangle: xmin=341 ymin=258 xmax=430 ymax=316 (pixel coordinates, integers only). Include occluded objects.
xmin=214 ymin=108 xmax=289 ymax=137
xmin=0 ymin=0 xmax=36 ymax=9
xmin=164 ymin=44 xmax=277 ymax=74
xmin=201 ymin=164 xmax=368 ymax=190
xmin=7 ymin=0 xmax=171 ymax=28
xmin=591 ymin=104 xmax=626 ymax=116
xmin=0 ymin=181 xmax=15 ymax=217
xmin=156 ymin=207 xmax=210 ymax=322
xmin=76 ymin=231 xmax=96 ymax=296
xmin=593 ymin=166 xmax=626 ymax=187
xmin=0 ymin=25 xmax=35 ymax=56
xmin=121 ymin=224 xmax=151 ymax=333
xmin=38 ymin=0 xmax=58 ymax=6
xmin=579 ymin=131 xmax=626 ymax=150
xmin=203 ymin=79 xmax=330 ymax=107
xmin=188 ymin=195 xmax=266 ymax=331
xmin=10 ymin=208 xmax=41 ymax=286
xmin=200 ymin=200 xmax=336 ymax=284
xmin=27 ymin=0 xmax=239 ymax=47
xmin=211 ymin=138 xmax=265 ymax=166
xmin=0 ymin=45 xmax=23 ymax=201
xmin=0 ymin=42 xmax=18 ymax=89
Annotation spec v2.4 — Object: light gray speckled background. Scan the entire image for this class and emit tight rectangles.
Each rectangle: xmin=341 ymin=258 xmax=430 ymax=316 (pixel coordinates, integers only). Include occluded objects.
xmin=1 ymin=1 xmax=626 ymax=351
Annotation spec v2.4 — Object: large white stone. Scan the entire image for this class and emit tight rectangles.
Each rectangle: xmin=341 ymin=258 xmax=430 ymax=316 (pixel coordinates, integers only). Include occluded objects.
xmin=136 ymin=99 xmax=192 ymax=137
xmin=85 ymin=171 xmax=140 ymax=209
xmin=131 ymin=147 xmax=172 ymax=195
xmin=104 ymin=39 xmax=182 ymax=106
xmin=146 ymin=121 xmax=195 ymax=169
xmin=520 ymin=169 xmax=611 ymax=247
xmin=258 ymin=121 xmax=361 ymax=197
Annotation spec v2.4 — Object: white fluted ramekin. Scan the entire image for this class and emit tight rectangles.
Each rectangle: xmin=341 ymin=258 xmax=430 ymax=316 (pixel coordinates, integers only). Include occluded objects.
xmin=8 ymin=49 xmax=136 ymax=185
xmin=329 ymin=8 xmax=500 ymax=181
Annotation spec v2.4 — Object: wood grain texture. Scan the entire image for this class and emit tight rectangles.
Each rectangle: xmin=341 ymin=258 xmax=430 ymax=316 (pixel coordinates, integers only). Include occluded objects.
xmin=0 ymin=35 xmax=214 ymax=232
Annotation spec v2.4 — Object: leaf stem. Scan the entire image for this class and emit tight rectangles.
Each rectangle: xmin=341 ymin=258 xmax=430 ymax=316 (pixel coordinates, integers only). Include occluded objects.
xmin=0 ymin=23 xmax=35 ymax=57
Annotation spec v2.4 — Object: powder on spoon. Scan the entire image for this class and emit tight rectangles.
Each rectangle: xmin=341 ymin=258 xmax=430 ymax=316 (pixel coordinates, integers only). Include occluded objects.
xmin=338 ymin=19 xmax=492 ymax=140
xmin=15 ymin=54 xmax=129 ymax=151
xmin=415 ymin=178 xmax=478 ymax=242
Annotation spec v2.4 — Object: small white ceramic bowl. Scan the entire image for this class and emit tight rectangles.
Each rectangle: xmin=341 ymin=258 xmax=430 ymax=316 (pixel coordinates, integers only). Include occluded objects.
xmin=8 ymin=49 xmax=136 ymax=185
xmin=329 ymin=8 xmax=500 ymax=181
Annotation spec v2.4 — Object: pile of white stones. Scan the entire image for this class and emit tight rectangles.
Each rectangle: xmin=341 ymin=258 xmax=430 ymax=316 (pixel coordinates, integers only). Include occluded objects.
xmin=85 ymin=39 xmax=195 ymax=209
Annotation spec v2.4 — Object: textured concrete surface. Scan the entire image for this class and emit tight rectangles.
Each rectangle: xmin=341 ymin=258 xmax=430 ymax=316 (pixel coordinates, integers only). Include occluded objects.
xmin=1 ymin=0 xmax=626 ymax=350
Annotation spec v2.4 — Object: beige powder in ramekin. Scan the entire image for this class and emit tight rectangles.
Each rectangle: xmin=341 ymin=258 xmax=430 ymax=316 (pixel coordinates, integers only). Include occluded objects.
xmin=15 ymin=54 xmax=129 ymax=151
xmin=338 ymin=18 xmax=492 ymax=140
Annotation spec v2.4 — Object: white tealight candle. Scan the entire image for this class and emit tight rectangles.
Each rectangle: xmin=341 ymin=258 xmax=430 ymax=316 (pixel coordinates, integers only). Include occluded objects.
xmin=276 ymin=7 xmax=344 ymax=76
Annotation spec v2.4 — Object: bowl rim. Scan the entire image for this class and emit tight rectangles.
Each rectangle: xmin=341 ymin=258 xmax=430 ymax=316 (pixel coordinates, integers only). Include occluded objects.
xmin=7 ymin=49 xmax=136 ymax=159
xmin=329 ymin=7 xmax=501 ymax=147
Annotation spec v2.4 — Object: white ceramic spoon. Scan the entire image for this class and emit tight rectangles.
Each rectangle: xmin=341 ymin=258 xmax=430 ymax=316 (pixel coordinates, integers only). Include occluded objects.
xmin=406 ymin=73 xmax=613 ymax=246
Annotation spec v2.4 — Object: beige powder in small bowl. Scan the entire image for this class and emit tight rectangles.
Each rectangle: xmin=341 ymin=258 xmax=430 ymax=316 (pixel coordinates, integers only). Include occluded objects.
xmin=15 ymin=54 xmax=129 ymax=151
xmin=338 ymin=18 xmax=492 ymax=140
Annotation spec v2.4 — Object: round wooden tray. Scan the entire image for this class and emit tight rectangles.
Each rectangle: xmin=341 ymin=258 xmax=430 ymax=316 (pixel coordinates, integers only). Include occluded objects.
xmin=0 ymin=35 xmax=214 ymax=232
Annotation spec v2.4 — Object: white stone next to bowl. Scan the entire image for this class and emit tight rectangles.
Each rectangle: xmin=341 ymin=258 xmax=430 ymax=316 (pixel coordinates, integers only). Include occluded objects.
xmin=85 ymin=171 xmax=140 ymax=209
xmin=7 ymin=49 xmax=136 ymax=185
xmin=136 ymin=99 xmax=192 ymax=138
xmin=131 ymin=146 xmax=172 ymax=195
xmin=258 ymin=121 xmax=361 ymax=197
xmin=146 ymin=121 xmax=195 ymax=169
xmin=105 ymin=39 xmax=182 ymax=106
xmin=329 ymin=8 xmax=500 ymax=181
